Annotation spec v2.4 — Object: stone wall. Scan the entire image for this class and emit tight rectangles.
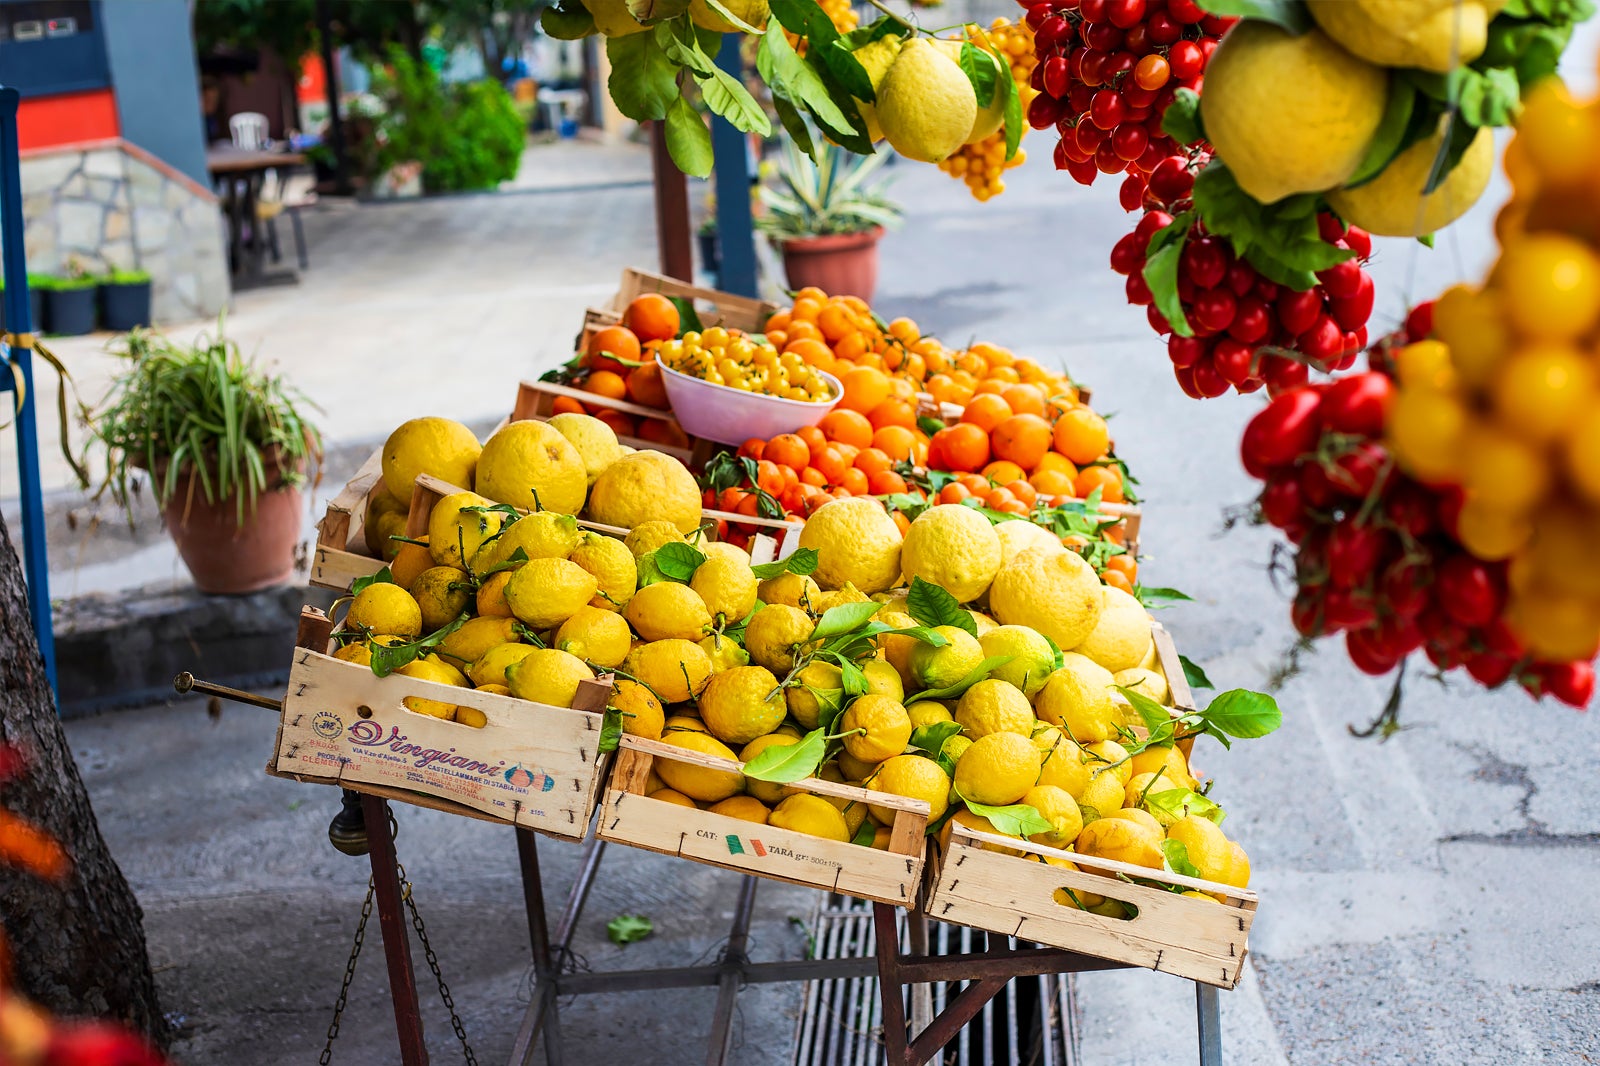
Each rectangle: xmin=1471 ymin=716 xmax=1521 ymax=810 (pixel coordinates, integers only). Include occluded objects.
xmin=10 ymin=141 xmax=229 ymax=325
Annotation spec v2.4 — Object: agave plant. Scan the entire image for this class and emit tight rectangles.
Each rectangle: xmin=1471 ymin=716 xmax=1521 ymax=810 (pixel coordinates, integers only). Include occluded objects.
xmin=757 ymin=139 xmax=903 ymax=242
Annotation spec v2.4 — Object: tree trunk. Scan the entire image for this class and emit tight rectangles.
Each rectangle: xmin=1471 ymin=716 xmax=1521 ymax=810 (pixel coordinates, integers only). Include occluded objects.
xmin=0 ymin=511 xmax=165 ymax=1042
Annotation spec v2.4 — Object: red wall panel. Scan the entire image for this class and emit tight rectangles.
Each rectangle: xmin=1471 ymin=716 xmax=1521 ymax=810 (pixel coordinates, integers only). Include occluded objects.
xmin=17 ymin=89 xmax=121 ymax=152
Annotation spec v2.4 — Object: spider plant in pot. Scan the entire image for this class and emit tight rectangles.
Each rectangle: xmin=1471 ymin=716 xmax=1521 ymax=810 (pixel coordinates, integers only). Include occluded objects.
xmin=757 ymin=138 xmax=901 ymax=303
xmin=84 ymin=325 xmax=322 ymax=594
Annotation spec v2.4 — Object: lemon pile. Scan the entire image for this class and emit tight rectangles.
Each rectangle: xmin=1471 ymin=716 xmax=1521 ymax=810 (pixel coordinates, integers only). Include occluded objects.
xmin=654 ymin=326 xmax=835 ymax=402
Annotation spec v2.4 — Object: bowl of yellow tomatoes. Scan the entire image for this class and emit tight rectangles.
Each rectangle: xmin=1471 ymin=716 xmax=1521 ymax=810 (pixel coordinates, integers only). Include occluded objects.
xmin=654 ymin=326 xmax=841 ymax=446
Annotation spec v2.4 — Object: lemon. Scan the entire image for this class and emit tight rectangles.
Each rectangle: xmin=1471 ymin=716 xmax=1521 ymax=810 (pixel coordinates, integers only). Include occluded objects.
xmin=1021 ymin=784 xmax=1082 ymax=848
xmin=851 ymin=35 xmax=903 ymax=143
xmin=813 ymin=583 xmax=870 ymax=613
xmin=689 ymin=0 xmax=768 ymax=32
xmin=836 ymin=749 xmax=883 ymax=783
xmin=612 ymin=678 xmax=665 ymax=739
xmin=476 ymin=571 xmax=514 ymax=618
xmin=989 ymin=548 xmax=1103 ymax=650
xmin=579 ymin=0 xmax=647 ymax=35
xmin=1103 ymin=806 xmax=1163 ymax=833
xmin=625 ymin=581 xmax=712 ymax=642
xmin=744 ymin=604 xmax=815 ymax=673
xmin=427 ymin=491 xmax=506 ymax=569
xmin=1070 ymin=586 xmax=1153 ymax=673
xmin=587 ymin=450 xmax=702 ymax=534
xmin=334 ymin=641 xmax=372 ymax=666
xmin=740 ymin=733 xmax=801 ymax=804
xmin=554 ymin=605 xmax=633 ymax=668
xmin=709 ymin=795 xmax=772 ymax=823
xmin=1075 ymin=814 xmax=1163 ymax=870
xmin=1034 ymin=660 xmax=1117 ymax=744
xmin=759 ymin=571 xmax=821 ymax=610
xmin=906 ymin=701 xmax=953 ymax=728
xmin=949 ymin=806 xmax=1025 ymax=856
xmin=979 ymin=625 xmax=1055 ymax=697
xmin=907 ymin=625 xmax=984 ymax=691
xmin=1166 ymin=815 xmax=1232 ymax=884
xmin=690 ymin=554 xmax=759 ymax=622
xmin=397 ymin=657 xmax=467 ymax=720
xmin=1129 ymin=743 xmax=1190 ymax=785
xmin=506 ymin=648 xmax=595 ymax=707
xmin=1035 ymin=731 xmax=1090 ymax=799
xmin=1326 ymin=125 xmax=1493 ymax=238
xmin=469 ymin=642 xmax=538 ymax=688
xmin=1306 ymin=0 xmax=1500 ymax=73
xmin=901 ymin=504 xmax=1003 ymax=603
xmin=1114 ymin=666 xmax=1169 ymax=706
xmin=699 ymin=631 xmax=751 ymax=673
xmin=861 ymin=659 xmax=904 ymax=702
xmin=798 ymin=498 xmax=904 ymax=594
xmin=1076 ymin=770 xmax=1126 ymax=821
xmin=475 ymin=420 xmax=588 ymax=515
xmin=698 ymin=665 xmax=785 ymax=745
xmin=455 ymin=707 xmax=489 ymax=727
xmin=347 ymin=582 xmax=423 ymax=638
xmin=381 ymin=417 xmax=481 ymax=504
xmin=437 ymin=616 xmax=518 ymax=669
xmin=969 ymin=611 xmax=998 ymax=636
xmin=664 ymin=713 xmax=709 ymax=734
xmin=840 ymin=695 xmax=912 ymax=763
xmin=770 ymin=794 xmax=850 ymax=842
xmin=875 ymin=607 xmax=922 ymax=684
xmin=994 ymin=519 xmax=1064 ymax=566
xmin=547 ymin=412 xmax=623 ymax=486
xmin=388 ymin=538 xmax=434 ymax=588
xmin=1083 ymin=739 xmax=1132 ymax=785
xmin=875 ymin=37 xmax=978 ymax=164
xmin=866 ymin=754 xmax=950 ymax=824
xmin=1125 ymin=771 xmax=1188 ymax=819
xmin=955 ymin=678 xmax=1035 ymax=739
xmin=1498 ymin=233 xmax=1600 ymax=343
xmin=941 ymin=734 xmax=974 ymax=765
xmin=658 ymin=731 xmax=745 ymax=803
xmin=933 ymin=37 xmax=1005 ymax=143
xmin=649 ymin=788 xmax=699 ymax=808
xmin=1224 ymin=840 xmax=1252 ymax=890
xmin=1202 ymin=22 xmax=1389 ymax=203
xmin=623 ymin=639 xmax=713 ymax=702
xmin=787 ymin=660 xmax=844 ymax=729
xmin=364 ymin=490 xmax=409 ymax=559
xmin=505 ymin=558 xmax=599 ymax=629
xmin=471 ymin=510 xmax=582 ymax=575
xmin=953 ymin=731 xmax=1040 ymax=806
xmin=409 ymin=566 xmax=471 ymax=632
xmin=624 ymin=521 xmax=686 ymax=557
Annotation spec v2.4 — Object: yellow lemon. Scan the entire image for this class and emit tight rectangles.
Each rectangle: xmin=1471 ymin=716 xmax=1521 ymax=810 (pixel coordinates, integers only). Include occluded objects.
xmin=612 ymin=678 xmax=664 ymax=740
xmin=505 ymin=648 xmax=594 ymax=708
xmin=625 ymin=581 xmax=712 ymax=642
xmin=690 ymin=553 xmax=759 ymax=622
xmin=475 ymin=420 xmax=588 ymax=515
xmin=900 ymin=504 xmax=1003 ymax=603
xmin=989 ymin=548 xmax=1103 ymax=650
xmin=955 ymin=678 xmax=1035 ymax=739
xmin=505 ymin=558 xmax=598 ymax=629
xmin=587 ymin=450 xmax=702 ymax=533
xmin=547 ymin=412 xmax=623 ymax=486
xmin=1326 ymin=125 xmax=1494 ymax=238
xmin=980 ymin=624 xmax=1056 ymax=697
xmin=467 ymin=641 xmax=537 ymax=688
xmin=554 ymin=605 xmax=633 ymax=668
xmin=699 ymin=631 xmax=751 ymax=673
xmin=1034 ymin=661 xmax=1117 ymax=744
xmin=740 ymin=733 xmax=801 ymax=804
xmin=409 ymin=565 xmax=471 ymax=632
xmin=769 ymin=794 xmax=850 ymax=842
xmin=471 ymin=510 xmax=582 ymax=575
xmin=953 ymin=731 xmax=1040 ymax=806
xmin=839 ymin=694 xmax=912 ymax=763
xmin=1075 ymin=814 xmax=1163 ymax=870
xmin=907 ymin=625 xmax=984 ymax=691
xmin=865 ymin=753 xmax=950 ymax=824
xmin=1306 ymin=0 xmax=1500 ymax=73
xmin=658 ymin=730 xmax=744 ymax=803
xmin=699 ymin=665 xmax=786 ymax=745
xmin=875 ymin=37 xmax=978 ymax=164
xmin=744 ymin=604 xmax=815 ymax=673
xmin=381 ymin=417 xmax=481 ymax=504
xmin=798 ymin=497 xmax=904 ymax=594
xmin=347 ymin=582 xmax=423 ymax=638
xmin=427 ymin=491 xmax=506 ymax=570
xmin=624 ymin=520 xmax=685 ymax=557
xmin=436 ymin=616 xmax=518 ymax=669
xmin=709 ymin=795 xmax=772 ymax=824
xmin=786 ymin=659 xmax=844 ymax=729
xmin=1021 ymin=784 xmax=1082 ymax=848
xmin=622 ymin=639 xmax=713 ymax=703
xmin=1166 ymin=815 xmax=1233 ymax=884
xmin=758 ymin=570 xmax=821 ymax=610
xmin=569 ymin=531 xmax=638 ymax=611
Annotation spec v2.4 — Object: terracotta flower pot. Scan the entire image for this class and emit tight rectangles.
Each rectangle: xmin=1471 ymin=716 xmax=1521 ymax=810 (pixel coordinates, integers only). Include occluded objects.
xmin=157 ymin=459 xmax=305 ymax=595
xmin=780 ymin=227 xmax=883 ymax=303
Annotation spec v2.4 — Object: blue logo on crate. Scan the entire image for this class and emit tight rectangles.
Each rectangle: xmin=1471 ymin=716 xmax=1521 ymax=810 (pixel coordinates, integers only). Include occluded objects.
xmin=312 ymin=711 xmax=343 ymax=740
xmin=505 ymin=765 xmax=555 ymax=791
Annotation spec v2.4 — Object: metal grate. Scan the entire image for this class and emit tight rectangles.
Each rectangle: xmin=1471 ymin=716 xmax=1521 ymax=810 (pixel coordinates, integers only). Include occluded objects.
xmin=792 ymin=897 xmax=1081 ymax=1066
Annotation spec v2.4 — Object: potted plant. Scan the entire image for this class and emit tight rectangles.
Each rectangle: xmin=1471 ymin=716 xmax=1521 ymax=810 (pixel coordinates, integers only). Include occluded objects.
xmin=757 ymin=138 xmax=902 ymax=303
xmin=37 ymin=271 xmax=98 ymax=336
xmin=0 ymin=274 xmax=48 ymax=334
xmin=84 ymin=325 xmax=322 ymax=595
xmin=98 ymin=269 xmax=152 ymax=331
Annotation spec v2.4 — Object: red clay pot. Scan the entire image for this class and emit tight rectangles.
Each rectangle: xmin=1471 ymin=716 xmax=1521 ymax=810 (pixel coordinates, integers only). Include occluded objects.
xmin=158 ymin=460 xmax=304 ymax=595
xmin=780 ymin=227 xmax=883 ymax=302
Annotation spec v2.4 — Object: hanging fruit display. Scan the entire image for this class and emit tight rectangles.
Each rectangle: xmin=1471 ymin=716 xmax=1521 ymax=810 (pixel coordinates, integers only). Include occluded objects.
xmin=937 ymin=19 xmax=1039 ymax=201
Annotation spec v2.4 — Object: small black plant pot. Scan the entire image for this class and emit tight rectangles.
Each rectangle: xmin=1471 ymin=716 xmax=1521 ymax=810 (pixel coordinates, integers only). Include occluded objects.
xmin=100 ymin=280 xmax=152 ymax=331
xmin=0 ymin=289 xmax=46 ymax=333
xmin=44 ymin=287 xmax=96 ymax=335
xmin=698 ymin=230 xmax=721 ymax=276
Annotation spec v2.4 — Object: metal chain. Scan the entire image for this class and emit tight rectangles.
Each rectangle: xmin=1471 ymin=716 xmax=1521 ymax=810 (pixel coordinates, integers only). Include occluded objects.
xmin=318 ymin=878 xmax=375 ymax=1066
xmin=398 ymin=854 xmax=478 ymax=1066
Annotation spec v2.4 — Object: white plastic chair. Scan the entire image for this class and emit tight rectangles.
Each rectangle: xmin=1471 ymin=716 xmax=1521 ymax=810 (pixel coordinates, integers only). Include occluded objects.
xmin=229 ymin=112 xmax=269 ymax=149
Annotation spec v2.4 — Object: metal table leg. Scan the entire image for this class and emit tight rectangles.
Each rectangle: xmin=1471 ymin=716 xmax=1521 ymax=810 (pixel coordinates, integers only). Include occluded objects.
xmin=514 ymin=828 xmax=564 ymax=1066
xmin=1197 ymin=982 xmax=1223 ymax=1066
xmin=363 ymin=796 xmax=429 ymax=1066
xmin=706 ymin=877 xmax=758 ymax=1066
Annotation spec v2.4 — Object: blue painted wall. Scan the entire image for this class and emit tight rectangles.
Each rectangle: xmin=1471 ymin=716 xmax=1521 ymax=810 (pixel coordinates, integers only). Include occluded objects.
xmin=99 ymin=0 xmax=208 ymax=185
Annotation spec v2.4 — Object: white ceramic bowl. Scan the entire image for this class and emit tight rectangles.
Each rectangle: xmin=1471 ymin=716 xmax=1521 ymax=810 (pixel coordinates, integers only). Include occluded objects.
xmin=656 ymin=354 xmax=841 ymax=446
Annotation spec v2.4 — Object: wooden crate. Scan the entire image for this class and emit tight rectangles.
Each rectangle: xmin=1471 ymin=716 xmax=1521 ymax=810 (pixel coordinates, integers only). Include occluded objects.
xmin=924 ymin=822 xmax=1257 ymax=989
xmin=267 ymin=608 xmax=609 ymax=839
xmin=599 ymin=735 xmax=929 ymax=906
xmin=511 ymin=379 xmax=697 ymax=465
xmin=602 ymin=267 xmax=776 ymax=333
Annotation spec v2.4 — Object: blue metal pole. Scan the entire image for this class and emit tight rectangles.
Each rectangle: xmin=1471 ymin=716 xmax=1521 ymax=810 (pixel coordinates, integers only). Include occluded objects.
xmin=711 ymin=35 xmax=759 ymax=298
xmin=0 ymin=86 xmax=58 ymax=696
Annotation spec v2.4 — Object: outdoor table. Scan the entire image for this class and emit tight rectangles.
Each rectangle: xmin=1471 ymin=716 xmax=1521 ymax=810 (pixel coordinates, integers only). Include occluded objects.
xmin=206 ymin=145 xmax=306 ymax=289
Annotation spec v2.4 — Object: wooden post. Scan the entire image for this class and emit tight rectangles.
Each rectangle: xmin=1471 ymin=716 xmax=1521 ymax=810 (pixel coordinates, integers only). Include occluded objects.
xmin=651 ymin=121 xmax=694 ymax=282
xmin=363 ymin=796 xmax=430 ymax=1066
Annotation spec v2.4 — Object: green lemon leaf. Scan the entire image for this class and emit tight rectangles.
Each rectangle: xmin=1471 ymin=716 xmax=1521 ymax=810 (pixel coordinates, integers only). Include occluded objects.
xmin=698 ymin=0 xmax=764 ymax=32
xmin=664 ymin=96 xmax=714 ymax=177
xmin=1000 ymin=50 xmax=1023 ymax=159
xmin=819 ymin=39 xmax=875 ymax=101
xmin=960 ymin=42 xmax=999 ymax=107
xmin=607 ymin=913 xmax=655 ymax=945
xmin=1421 ymin=114 xmax=1486 ymax=195
xmin=906 ymin=576 xmax=976 ymax=634
xmin=350 ymin=565 xmax=396 ymax=596
xmin=599 ymin=706 xmax=624 ymax=753
xmin=1147 ymin=788 xmax=1226 ymax=827
xmin=839 ymin=658 xmax=870 ymax=697
xmin=607 ymin=33 xmax=679 ymax=121
xmin=667 ymin=295 xmax=703 ymax=334
xmin=1116 ymin=685 xmax=1174 ymax=740
xmin=368 ymin=614 xmax=470 ymax=678
xmin=654 ymin=541 xmax=707 ymax=582
xmin=1179 ymin=655 xmax=1214 ymax=691
xmin=1161 ymin=87 xmax=1205 ymax=145
xmin=695 ymin=61 xmax=774 ymax=136
xmin=888 ymin=625 xmax=952 ymax=647
xmin=751 ymin=547 xmax=819 ymax=580
xmin=911 ymin=655 xmax=1014 ymax=703
xmin=756 ymin=22 xmax=862 ymax=145
xmin=957 ymin=793 xmax=1053 ymax=838
xmin=851 ymin=820 xmax=878 ymax=846
xmin=1344 ymin=78 xmax=1418 ymax=188
xmin=1160 ymin=838 xmax=1202 ymax=879
xmin=1142 ymin=211 xmax=1194 ymax=338
xmin=770 ymin=93 xmax=816 ymax=155
xmin=839 ymin=15 xmax=908 ymax=49
xmin=1191 ymin=162 xmax=1354 ymax=289
xmin=909 ymin=720 xmax=963 ymax=758
xmin=1199 ymin=688 xmax=1282 ymax=739
xmin=742 ymin=727 xmax=827 ymax=782
xmin=1195 ymin=0 xmax=1312 ymax=33
xmin=1136 ymin=585 xmax=1193 ymax=609
xmin=541 ymin=0 xmax=596 ymax=38
xmin=810 ymin=600 xmax=885 ymax=641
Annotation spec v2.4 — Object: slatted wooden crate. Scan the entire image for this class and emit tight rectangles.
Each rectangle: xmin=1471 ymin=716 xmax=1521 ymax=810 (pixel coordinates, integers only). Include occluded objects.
xmin=510 ymin=379 xmax=698 ymax=465
xmin=267 ymin=608 xmax=609 ymax=839
xmin=599 ymin=735 xmax=930 ymax=906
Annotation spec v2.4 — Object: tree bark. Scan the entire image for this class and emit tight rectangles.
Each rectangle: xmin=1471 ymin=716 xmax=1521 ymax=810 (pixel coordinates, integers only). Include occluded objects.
xmin=0 ymin=511 xmax=165 ymax=1041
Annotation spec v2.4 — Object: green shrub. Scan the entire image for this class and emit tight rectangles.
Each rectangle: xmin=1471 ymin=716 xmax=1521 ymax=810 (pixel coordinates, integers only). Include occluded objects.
xmin=375 ymin=47 xmax=525 ymax=193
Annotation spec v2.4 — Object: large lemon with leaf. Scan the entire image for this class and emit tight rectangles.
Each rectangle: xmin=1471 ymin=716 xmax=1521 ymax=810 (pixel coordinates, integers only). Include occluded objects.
xmin=580 ymin=0 xmax=647 ymax=35
xmin=1325 ymin=124 xmax=1494 ymax=238
xmin=851 ymin=35 xmax=905 ymax=143
xmin=875 ymin=38 xmax=978 ymax=164
xmin=1306 ymin=0 xmax=1506 ymax=74
xmin=933 ymin=37 xmax=1006 ymax=144
xmin=689 ymin=0 xmax=768 ymax=34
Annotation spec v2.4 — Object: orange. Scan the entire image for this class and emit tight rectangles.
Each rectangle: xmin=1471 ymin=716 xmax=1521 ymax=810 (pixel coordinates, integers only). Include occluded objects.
xmin=974 ymin=379 xmax=1007 ymax=396
xmin=910 ymin=437 xmax=929 ymax=466
xmin=938 ymin=483 xmax=971 ymax=504
xmin=1052 ymin=408 xmax=1110 ymax=465
xmin=786 ymin=320 xmax=823 ymax=344
xmin=765 ymin=433 xmax=811 ymax=471
xmin=841 ymin=295 xmax=870 ymax=314
xmin=923 ymin=346 xmax=951 ymax=375
xmin=1001 ymin=384 xmax=1046 ymax=417
xmin=1103 ymin=570 xmax=1135 ymax=595
xmin=814 ymin=446 xmax=850 ymax=485
xmin=835 ymin=331 xmax=870 ymax=362
xmin=1033 ymin=452 xmax=1076 ymax=476
xmin=796 ymin=286 xmax=828 ymax=303
xmin=800 ymin=466 xmax=827 ymax=487
xmin=819 ymin=409 xmax=874 ymax=448
xmin=970 ymin=341 xmax=1015 ymax=369
xmin=587 ymin=326 xmax=642 ymax=374
xmin=584 ymin=370 xmax=629 ymax=401
xmin=551 ymin=395 xmax=586 ymax=416
xmin=1105 ymin=554 xmax=1138 ymax=582
xmin=1015 ymin=358 xmax=1045 ymax=380
xmin=833 ymin=442 xmax=860 ymax=466
xmin=1029 ymin=468 xmax=1077 ymax=497
xmin=957 ymin=473 xmax=991 ymax=495
xmin=984 ymin=487 xmax=1017 ymax=508
xmin=818 ymin=302 xmax=857 ymax=343
xmin=991 ymin=413 xmax=1052 ymax=470
xmin=901 ymin=352 xmax=927 ymax=382
xmin=637 ymin=418 xmax=689 ymax=448
xmin=854 ymin=447 xmax=893 ymax=476
xmin=868 ymin=400 xmax=916 ymax=431
xmin=785 ymin=338 xmax=835 ymax=372
xmin=839 ymin=467 xmax=869 ymax=495
xmin=1074 ymin=465 xmax=1125 ymax=504
xmin=596 ymin=409 xmax=637 ymax=438
xmin=796 ymin=425 xmax=826 ymax=456
xmin=889 ymin=317 xmax=921 ymax=345
xmin=765 ymin=310 xmax=792 ymax=333
xmin=868 ymin=469 xmax=908 ymax=494
xmin=982 ymin=459 xmax=1027 ymax=484
xmin=627 ymin=362 xmax=670 ymax=408
xmin=987 ymin=365 xmax=1021 ymax=384
xmin=872 ymin=426 xmax=916 ymax=461
xmin=840 ymin=366 xmax=892 ymax=414
xmin=1005 ymin=480 xmax=1038 ymax=508
xmin=887 ymin=377 xmax=917 ymax=403
xmin=755 ymin=460 xmax=785 ymax=495
xmin=765 ymin=329 xmax=789 ymax=351
xmin=738 ymin=438 xmax=766 ymax=460
xmin=623 ymin=294 xmax=680 ymax=343
xmin=934 ymin=424 xmax=991 ymax=473
xmin=891 ymin=510 xmax=911 ymax=536
xmin=961 ymin=393 xmax=1013 ymax=433
xmin=791 ymin=297 xmax=824 ymax=322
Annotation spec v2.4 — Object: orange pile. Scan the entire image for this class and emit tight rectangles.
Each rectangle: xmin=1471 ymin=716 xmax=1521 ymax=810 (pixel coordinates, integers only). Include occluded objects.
xmin=548 ymin=293 xmax=691 ymax=448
